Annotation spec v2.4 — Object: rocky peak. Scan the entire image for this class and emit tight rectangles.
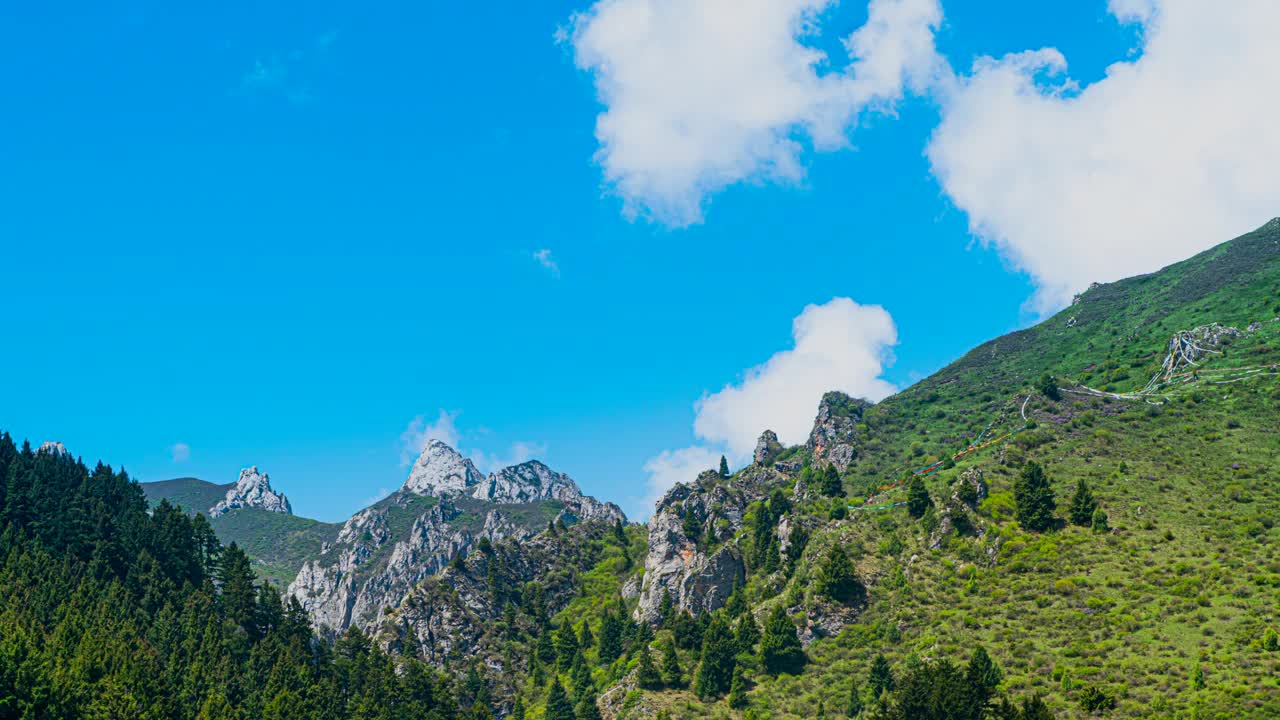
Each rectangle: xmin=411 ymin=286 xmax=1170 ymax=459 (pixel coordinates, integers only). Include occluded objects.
xmin=209 ymin=466 xmax=292 ymax=518
xmin=806 ymin=391 xmax=872 ymax=471
xmin=472 ymin=460 xmax=580 ymax=504
xmin=753 ymin=430 xmax=783 ymax=465
xmin=404 ymin=440 xmax=484 ymax=497
xmin=37 ymin=441 xmax=68 ymax=456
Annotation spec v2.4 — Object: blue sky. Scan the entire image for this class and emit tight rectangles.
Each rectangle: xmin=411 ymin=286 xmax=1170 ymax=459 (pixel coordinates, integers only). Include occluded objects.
xmin=2 ymin=1 xmax=1276 ymax=521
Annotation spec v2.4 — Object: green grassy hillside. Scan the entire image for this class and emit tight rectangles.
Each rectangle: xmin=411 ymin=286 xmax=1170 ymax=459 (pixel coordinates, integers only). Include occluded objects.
xmin=530 ymin=220 xmax=1280 ymax=720
xmin=140 ymin=476 xmax=230 ymax=514
xmin=142 ymin=477 xmax=341 ymax=585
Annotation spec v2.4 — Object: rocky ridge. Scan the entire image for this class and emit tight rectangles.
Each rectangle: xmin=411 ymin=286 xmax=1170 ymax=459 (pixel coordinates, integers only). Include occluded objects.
xmin=209 ymin=466 xmax=292 ymax=518
xmin=288 ymin=441 xmax=623 ymax=634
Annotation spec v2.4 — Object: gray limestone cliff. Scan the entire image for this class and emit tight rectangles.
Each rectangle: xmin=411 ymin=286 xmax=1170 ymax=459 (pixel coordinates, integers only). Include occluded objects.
xmin=209 ymin=466 xmax=292 ymax=518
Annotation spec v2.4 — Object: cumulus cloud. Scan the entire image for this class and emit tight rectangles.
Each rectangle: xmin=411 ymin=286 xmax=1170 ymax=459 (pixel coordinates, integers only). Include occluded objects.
xmin=399 ymin=409 xmax=461 ymax=465
xmin=928 ymin=0 xmax=1280 ymax=312
xmin=566 ymin=0 xmax=944 ymax=225
xmin=636 ymin=298 xmax=897 ymax=517
xmin=399 ymin=411 xmax=546 ymax=475
xmin=695 ymin=298 xmax=897 ymax=458
xmin=171 ymin=442 xmax=191 ymax=463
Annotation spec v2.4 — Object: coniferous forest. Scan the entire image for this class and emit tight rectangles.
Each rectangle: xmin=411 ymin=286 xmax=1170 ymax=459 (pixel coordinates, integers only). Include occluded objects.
xmin=0 ymin=434 xmax=464 ymax=719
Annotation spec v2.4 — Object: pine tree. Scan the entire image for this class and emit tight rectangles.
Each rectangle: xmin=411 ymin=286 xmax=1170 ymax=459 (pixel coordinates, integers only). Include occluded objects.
xmin=544 ymin=679 xmax=575 ymax=720
xmin=846 ymin=679 xmax=864 ymax=717
xmin=965 ymin=646 xmax=1002 ymax=712
xmin=511 ymin=697 xmax=526 ymax=720
xmin=555 ymin=621 xmax=579 ymax=670
xmin=661 ymin=640 xmax=683 ymax=688
xmin=868 ymin=654 xmax=895 ymax=697
xmin=636 ymin=645 xmax=662 ymax=689
xmin=694 ymin=615 xmax=736 ymax=699
xmin=727 ymin=664 xmax=748 ymax=709
xmin=218 ymin=543 xmax=258 ymax=633
xmin=1068 ymin=478 xmax=1097 ymax=526
xmin=906 ymin=476 xmax=932 ymax=519
xmin=817 ymin=545 xmax=863 ymax=604
xmin=1013 ymin=461 xmax=1056 ymax=532
xmin=597 ymin=610 xmax=623 ymax=664
xmin=820 ymin=464 xmax=843 ymax=497
xmin=760 ymin=606 xmax=805 ymax=675
xmin=574 ymin=694 xmax=602 ymax=720
xmin=658 ymin=588 xmax=674 ymax=628
xmin=734 ymin=613 xmax=760 ymax=654
xmin=719 ymin=456 xmax=730 ymax=479
xmin=1091 ymin=508 xmax=1109 ymax=533
xmin=570 ymin=652 xmax=593 ymax=702
xmin=577 ymin=620 xmax=594 ymax=651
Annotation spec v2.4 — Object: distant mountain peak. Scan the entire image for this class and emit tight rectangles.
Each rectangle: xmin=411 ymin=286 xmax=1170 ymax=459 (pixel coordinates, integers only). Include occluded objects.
xmin=209 ymin=466 xmax=292 ymax=518
xmin=472 ymin=459 xmax=582 ymax=504
xmin=403 ymin=439 xmax=484 ymax=496
xmin=37 ymin=441 xmax=68 ymax=456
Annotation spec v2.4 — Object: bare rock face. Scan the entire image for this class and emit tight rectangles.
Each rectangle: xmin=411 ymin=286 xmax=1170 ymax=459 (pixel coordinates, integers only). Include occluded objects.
xmin=634 ymin=465 xmax=783 ymax=624
xmin=209 ymin=466 xmax=292 ymax=518
xmin=288 ymin=440 xmax=624 ymax=635
xmin=404 ymin=440 xmax=484 ymax=496
xmin=473 ymin=460 xmax=624 ymax=524
xmin=37 ymin=441 xmax=68 ymax=456
xmin=753 ymin=430 xmax=783 ymax=465
xmin=806 ymin=391 xmax=872 ymax=471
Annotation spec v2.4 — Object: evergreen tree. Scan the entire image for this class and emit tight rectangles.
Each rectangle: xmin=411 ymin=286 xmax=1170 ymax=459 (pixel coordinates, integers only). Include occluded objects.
xmin=1067 ymin=478 xmax=1097 ymax=526
xmin=658 ymin=588 xmax=675 ymax=628
xmin=556 ymin=621 xmax=579 ymax=670
xmin=544 ymin=679 xmax=575 ymax=720
xmin=636 ymin=645 xmax=662 ymax=689
xmin=218 ymin=543 xmax=258 ymax=632
xmin=577 ymin=620 xmax=594 ymax=650
xmin=760 ymin=606 xmax=805 ymax=675
xmin=819 ymin=464 xmax=843 ymax=497
xmin=1014 ymin=461 xmax=1056 ymax=532
xmin=817 ymin=545 xmax=863 ymax=604
xmin=597 ymin=610 xmax=624 ymax=664
xmin=1091 ymin=509 xmax=1109 ymax=533
xmin=511 ymin=697 xmax=526 ymax=720
xmin=907 ymin=476 xmax=933 ymax=519
xmin=694 ymin=615 xmax=736 ymax=698
xmin=661 ymin=640 xmax=684 ymax=688
xmin=574 ymin=694 xmax=602 ymax=720
xmin=847 ymin=679 xmax=864 ymax=717
xmin=965 ymin=646 xmax=1003 ymax=712
xmin=719 ymin=456 xmax=730 ymax=479
xmin=570 ymin=652 xmax=593 ymax=702
xmin=734 ymin=613 xmax=760 ymax=654
xmin=1037 ymin=373 xmax=1062 ymax=401
xmin=869 ymin=654 xmax=895 ymax=698
xmin=727 ymin=664 xmax=748 ymax=709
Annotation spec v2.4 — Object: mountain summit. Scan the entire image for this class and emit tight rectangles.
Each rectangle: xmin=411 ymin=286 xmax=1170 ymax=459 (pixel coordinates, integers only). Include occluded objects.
xmin=209 ymin=466 xmax=292 ymax=518
xmin=404 ymin=439 xmax=485 ymax=496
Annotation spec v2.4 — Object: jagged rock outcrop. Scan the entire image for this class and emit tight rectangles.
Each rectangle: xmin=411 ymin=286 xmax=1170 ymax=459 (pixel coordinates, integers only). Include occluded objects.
xmin=634 ymin=464 xmax=783 ymax=624
xmin=472 ymin=460 xmax=624 ymax=523
xmin=753 ymin=430 xmax=783 ymax=465
xmin=37 ymin=441 xmax=67 ymax=456
xmin=288 ymin=441 xmax=623 ymax=634
xmin=209 ymin=466 xmax=291 ymax=518
xmin=404 ymin=440 xmax=484 ymax=496
xmin=807 ymin=391 xmax=872 ymax=471
xmin=379 ymin=519 xmax=622 ymax=679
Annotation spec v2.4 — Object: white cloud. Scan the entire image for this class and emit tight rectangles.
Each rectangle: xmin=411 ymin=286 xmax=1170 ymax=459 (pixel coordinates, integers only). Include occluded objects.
xmin=566 ymin=0 xmax=944 ymax=226
xmin=695 ymin=297 xmax=897 ymax=459
xmin=399 ymin=411 xmax=546 ymax=474
xmin=928 ymin=0 xmax=1280 ymax=312
xmin=531 ymin=248 xmax=561 ymax=278
xmin=636 ymin=298 xmax=897 ymax=518
xmin=399 ymin=409 xmax=461 ymax=465
xmin=171 ymin=442 xmax=191 ymax=463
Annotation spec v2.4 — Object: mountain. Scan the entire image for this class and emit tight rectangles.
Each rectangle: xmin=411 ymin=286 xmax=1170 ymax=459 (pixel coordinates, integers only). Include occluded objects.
xmin=289 ymin=439 xmax=625 ymax=634
xmin=581 ymin=218 xmax=1280 ymax=719
xmin=143 ymin=469 xmax=341 ymax=586
xmin=8 ymin=219 xmax=1280 ymax=719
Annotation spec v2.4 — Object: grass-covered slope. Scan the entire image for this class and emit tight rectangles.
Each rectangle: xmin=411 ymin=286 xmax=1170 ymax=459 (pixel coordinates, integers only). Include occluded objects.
xmin=142 ymin=476 xmax=341 ymax=586
xmin=140 ymin=476 xmax=230 ymax=514
xmin=549 ymin=220 xmax=1280 ymax=720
